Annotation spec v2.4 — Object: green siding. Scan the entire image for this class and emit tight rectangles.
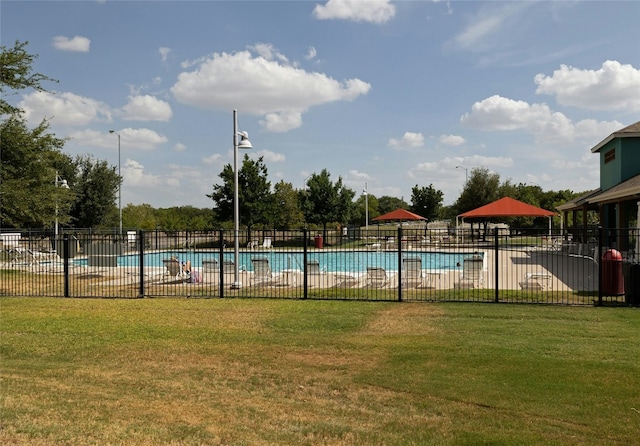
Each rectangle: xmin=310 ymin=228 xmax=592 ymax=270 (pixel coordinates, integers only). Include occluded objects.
xmin=620 ymin=138 xmax=640 ymax=182
xmin=599 ymin=140 xmax=621 ymax=190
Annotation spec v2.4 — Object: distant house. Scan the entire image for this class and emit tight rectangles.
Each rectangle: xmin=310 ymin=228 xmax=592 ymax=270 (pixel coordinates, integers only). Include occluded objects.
xmin=557 ymin=121 xmax=640 ymax=252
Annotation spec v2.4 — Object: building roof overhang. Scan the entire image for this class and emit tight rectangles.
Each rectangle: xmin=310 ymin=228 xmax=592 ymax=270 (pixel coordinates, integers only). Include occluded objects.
xmin=591 ymin=121 xmax=640 ymax=153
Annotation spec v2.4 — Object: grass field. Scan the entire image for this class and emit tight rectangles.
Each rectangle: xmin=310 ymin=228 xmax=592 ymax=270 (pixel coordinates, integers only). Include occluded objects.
xmin=1 ymin=297 xmax=639 ymax=445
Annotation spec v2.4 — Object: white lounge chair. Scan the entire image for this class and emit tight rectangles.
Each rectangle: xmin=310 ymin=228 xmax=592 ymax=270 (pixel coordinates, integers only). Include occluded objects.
xmin=365 ymin=267 xmax=388 ymax=288
xmin=250 ymin=256 xmax=282 ymax=286
xmin=455 ymin=255 xmax=484 ymax=289
xmin=402 ymin=257 xmax=426 ymax=288
xmin=262 ymin=237 xmax=272 ymax=249
xmin=162 ymin=258 xmax=190 ymax=282
xmin=519 ymin=272 xmax=552 ymax=290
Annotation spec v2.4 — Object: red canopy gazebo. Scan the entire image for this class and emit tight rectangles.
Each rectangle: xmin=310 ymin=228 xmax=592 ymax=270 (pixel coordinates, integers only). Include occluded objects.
xmin=457 ymin=197 xmax=556 ymax=236
xmin=372 ymin=208 xmax=427 ymax=222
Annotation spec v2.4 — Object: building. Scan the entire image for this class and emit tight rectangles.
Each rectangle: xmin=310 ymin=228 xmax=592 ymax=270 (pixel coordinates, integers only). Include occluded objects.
xmin=557 ymin=121 xmax=640 ymax=254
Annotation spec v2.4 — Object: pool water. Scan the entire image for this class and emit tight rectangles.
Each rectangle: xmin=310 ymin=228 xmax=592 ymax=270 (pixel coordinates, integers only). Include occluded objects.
xmin=77 ymin=250 xmax=482 ymax=273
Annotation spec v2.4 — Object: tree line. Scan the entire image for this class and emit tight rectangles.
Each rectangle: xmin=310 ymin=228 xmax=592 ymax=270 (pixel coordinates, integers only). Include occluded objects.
xmin=1 ymin=42 xmax=582 ymax=234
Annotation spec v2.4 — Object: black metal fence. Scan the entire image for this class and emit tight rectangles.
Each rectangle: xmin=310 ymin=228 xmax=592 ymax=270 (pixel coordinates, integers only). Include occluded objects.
xmin=1 ymin=227 xmax=639 ymax=306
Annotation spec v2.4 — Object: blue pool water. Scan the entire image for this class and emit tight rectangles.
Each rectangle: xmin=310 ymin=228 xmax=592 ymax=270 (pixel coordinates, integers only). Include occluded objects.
xmin=77 ymin=250 xmax=481 ymax=273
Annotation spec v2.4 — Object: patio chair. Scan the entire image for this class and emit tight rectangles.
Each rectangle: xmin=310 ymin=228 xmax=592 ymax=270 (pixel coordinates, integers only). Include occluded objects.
xmin=365 ymin=267 xmax=388 ymax=288
xmin=162 ymin=258 xmax=190 ymax=282
xmin=519 ymin=272 xmax=552 ymax=290
xmin=402 ymin=257 xmax=424 ymax=289
xmin=250 ymin=256 xmax=282 ymax=286
xmin=262 ymin=237 xmax=272 ymax=249
xmin=455 ymin=255 xmax=484 ymax=289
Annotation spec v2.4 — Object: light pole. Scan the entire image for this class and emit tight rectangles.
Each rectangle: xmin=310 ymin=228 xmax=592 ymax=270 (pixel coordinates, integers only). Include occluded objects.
xmin=456 ymin=165 xmax=468 ymax=185
xmin=54 ymin=171 xmax=69 ymax=253
xmin=363 ymin=183 xmax=368 ymax=234
xmin=232 ymin=109 xmax=253 ymax=289
xmin=109 ymin=130 xmax=122 ymax=241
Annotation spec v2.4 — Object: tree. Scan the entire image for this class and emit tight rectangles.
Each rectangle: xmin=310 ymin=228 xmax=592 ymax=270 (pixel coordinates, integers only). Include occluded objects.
xmin=0 ymin=116 xmax=73 ymax=228
xmin=1 ymin=41 xmax=56 ymax=116
xmin=351 ymin=193 xmax=379 ymax=226
xmin=377 ymin=196 xmax=409 ymax=215
xmin=410 ymin=184 xmax=443 ymax=220
xmin=272 ymin=180 xmax=304 ymax=229
xmin=453 ymin=167 xmax=501 ymax=216
xmin=208 ymin=155 xmax=272 ymax=235
xmin=302 ymin=169 xmax=355 ymax=240
xmin=70 ymin=155 xmax=120 ymax=228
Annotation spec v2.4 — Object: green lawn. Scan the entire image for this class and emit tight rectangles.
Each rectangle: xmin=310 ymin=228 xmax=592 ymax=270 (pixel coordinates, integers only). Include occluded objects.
xmin=1 ymin=298 xmax=639 ymax=445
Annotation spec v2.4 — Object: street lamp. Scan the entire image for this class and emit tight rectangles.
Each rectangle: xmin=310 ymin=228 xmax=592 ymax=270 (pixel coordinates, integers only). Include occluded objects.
xmin=54 ymin=171 xmax=69 ymax=253
xmin=456 ymin=165 xmax=468 ymax=185
xmin=109 ymin=130 xmax=122 ymax=241
xmin=232 ymin=109 xmax=253 ymax=289
xmin=363 ymin=183 xmax=368 ymax=233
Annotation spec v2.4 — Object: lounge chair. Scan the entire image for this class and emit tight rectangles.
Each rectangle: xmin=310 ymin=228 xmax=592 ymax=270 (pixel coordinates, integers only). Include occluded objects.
xmin=262 ymin=237 xmax=272 ymax=249
xmin=402 ymin=257 xmax=424 ymax=288
xmin=250 ymin=256 xmax=282 ymax=286
xmin=305 ymin=259 xmax=336 ymax=288
xmin=519 ymin=272 xmax=552 ymax=290
xmin=455 ymin=255 xmax=484 ymax=289
xmin=162 ymin=258 xmax=190 ymax=282
xmin=365 ymin=267 xmax=388 ymax=288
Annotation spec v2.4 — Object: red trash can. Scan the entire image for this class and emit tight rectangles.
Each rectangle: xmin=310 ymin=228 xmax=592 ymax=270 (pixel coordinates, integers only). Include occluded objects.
xmin=601 ymin=249 xmax=624 ymax=295
xmin=314 ymin=235 xmax=323 ymax=249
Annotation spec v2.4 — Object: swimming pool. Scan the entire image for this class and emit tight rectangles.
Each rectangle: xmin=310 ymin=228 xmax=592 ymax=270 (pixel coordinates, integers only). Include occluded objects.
xmin=77 ymin=250 xmax=482 ymax=273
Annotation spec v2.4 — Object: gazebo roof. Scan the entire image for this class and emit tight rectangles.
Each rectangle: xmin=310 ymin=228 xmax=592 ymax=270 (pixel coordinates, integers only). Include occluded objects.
xmin=372 ymin=208 xmax=426 ymax=222
xmin=458 ymin=197 xmax=556 ymax=218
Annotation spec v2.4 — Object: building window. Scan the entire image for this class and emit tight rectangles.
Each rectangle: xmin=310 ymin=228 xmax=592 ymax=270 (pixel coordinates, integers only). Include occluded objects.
xmin=604 ymin=149 xmax=615 ymax=164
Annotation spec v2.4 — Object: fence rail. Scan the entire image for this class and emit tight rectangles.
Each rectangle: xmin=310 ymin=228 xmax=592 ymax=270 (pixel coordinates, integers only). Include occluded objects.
xmin=1 ymin=227 xmax=639 ymax=306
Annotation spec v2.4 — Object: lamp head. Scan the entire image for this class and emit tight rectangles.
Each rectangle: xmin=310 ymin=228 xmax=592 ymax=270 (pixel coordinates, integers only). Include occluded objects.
xmin=60 ymin=179 xmax=69 ymax=189
xmin=237 ymin=131 xmax=252 ymax=149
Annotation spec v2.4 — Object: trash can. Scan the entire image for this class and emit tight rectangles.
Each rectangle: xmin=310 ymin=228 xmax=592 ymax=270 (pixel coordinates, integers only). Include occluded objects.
xmin=601 ymin=249 xmax=624 ymax=295
xmin=622 ymin=262 xmax=640 ymax=306
xmin=314 ymin=235 xmax=323 ymax=249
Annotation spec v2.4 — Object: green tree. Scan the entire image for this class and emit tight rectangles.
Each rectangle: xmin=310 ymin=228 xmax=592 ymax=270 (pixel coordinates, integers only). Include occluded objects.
xmin=0 ymin=117 xmax=73 ymax=228
xmin=0 ymin=41 xmax=56 ymax=116
xmin=377 ymin=196 xmax=409 ymax=215
xmin=302 ymin=169 xmax=355 ymax=240
xmin=453 ymin=167 xmax=501 ymax=216
xmin=208 ymin=155 xmax=272 ymax=235
xmin=410 ymin=184 xmax=443 ymax=221
xmin=122 ymin=204 xmax=158 ymax=230
xmin=70 ymin=155 xmax=120 ymax=228
xmin=351 ymin=193 xmax=379 ymax=226
xmin=272 ymin=180 xmax=304 ymax=229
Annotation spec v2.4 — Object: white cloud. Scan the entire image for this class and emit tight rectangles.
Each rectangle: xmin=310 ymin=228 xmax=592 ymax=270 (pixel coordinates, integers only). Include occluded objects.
xmin=452 ymin=3 xmax=529 ymax=51
xmin=174 ymin=143 xmax=187 ymax=152
xmin=460 ymin=95 xmax=623 ymax=145
xmin=110 ymin=128 xmax=168 ymax=150
xmin=305 ymin=46 xmax=317 ymax=60
xmin=170 ymin=48 xmax=371 ymax=132
xmin=53 ymin=35 xmax=90 ymax=52
xmin=159 ymin=47 xmax=171 ymax=62
xmin=19 ymin=91 xmax=111 ymax=126
xmin=123 ymin=159 xmax=162 ymax=187
xmin=388 ymin=132 xmax=424 ymax=149
xmin=254 ymin=150 xmax=285 ymax=163
xmin=120 ymin=95 xmax=173 ymax=121
xmin=534 ymin=60 xmax=640 ymax=112
xmin=439 ymin=134 xmax=465 ymax=146
xmin=313 ymin=0 xmax=396 ymax=24
xmin=248 ymin=43 xmax=288 ymax=63
xmin=202 ymin=153 xmax=222 ymax=165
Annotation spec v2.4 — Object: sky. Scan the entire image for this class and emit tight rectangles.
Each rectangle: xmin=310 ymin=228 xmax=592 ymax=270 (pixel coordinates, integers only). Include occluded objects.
xmin=3 ymin=0 xmax=640 ymax=210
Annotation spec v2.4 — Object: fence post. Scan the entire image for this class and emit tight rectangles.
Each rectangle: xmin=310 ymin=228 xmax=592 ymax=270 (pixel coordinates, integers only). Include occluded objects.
xmin=63 ymin=234 xmax=70 ymax=298
xmin=597 ymin=226 xmax=603 ymax=306
xmin=138 ymin=230 xmax=145 ymax=298
xmin=219 ymin=229 xmax=225 ymax=298
xmin=494 ymin=227 xmax=499 ymax=303
xmin=303 ymin=228 xmax=308 ymax=299
xmin=398 ymin=227 xmax=403 ymax=302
